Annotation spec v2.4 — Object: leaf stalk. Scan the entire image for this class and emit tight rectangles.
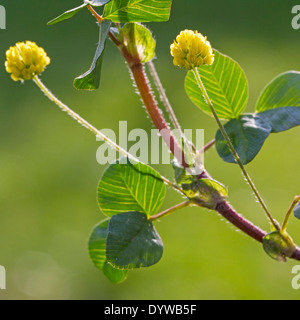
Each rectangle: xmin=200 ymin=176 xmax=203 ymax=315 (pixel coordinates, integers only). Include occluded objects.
xmin=192 ymin=67 xmax=280 ymax=231
xmin=149 ymin=201 xmax=191 ymax=221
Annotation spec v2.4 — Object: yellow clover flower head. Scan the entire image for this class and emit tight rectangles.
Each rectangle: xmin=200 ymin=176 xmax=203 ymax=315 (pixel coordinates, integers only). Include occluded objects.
xmin=5 ymin=41 xmax=50 ymax=82
xmin=170 ymin=30 xmax=214 ymax=70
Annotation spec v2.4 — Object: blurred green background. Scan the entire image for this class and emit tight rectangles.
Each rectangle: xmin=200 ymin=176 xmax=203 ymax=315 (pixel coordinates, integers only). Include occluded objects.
xmin=0 ymin=0 xmax=300 ymax=300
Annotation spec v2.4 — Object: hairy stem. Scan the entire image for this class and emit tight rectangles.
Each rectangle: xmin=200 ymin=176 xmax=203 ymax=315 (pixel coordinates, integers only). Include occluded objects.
xmin=192 ymin=68 xmax=280 ymax=231
xmin=33 ymin=76 xmax=181 ymax=193
xmin=87 ymin=4 xmax=189 ymax=168
xmin=33 ymin=76 xmax=134 ymax=160
xmin=216 ymin=201 xmax=266 ymax=242
xmin=282 ymin=196 xmax=300 ymax=232
xmin=149 ymin=201 xmax=191 ymax=221
xmin=87 ymin=5 xmax=104 ymax=22
xmin=147 ymin=60 xmax=184 ymax=137
xmin=216 ymin=201 xmax=300 ymax=262
xmin=130 ymin=62 xmax=189 ymax=167
xmin=198 ymin=138 xmax=215 ymax=154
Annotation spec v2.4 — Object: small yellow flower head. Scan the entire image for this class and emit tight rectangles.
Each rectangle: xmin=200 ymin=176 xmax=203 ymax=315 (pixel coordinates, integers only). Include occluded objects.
xmin=170 ymin=30 xmax=214 ymax=70
xmin=5 ymin=41 xmax=50 ymax=82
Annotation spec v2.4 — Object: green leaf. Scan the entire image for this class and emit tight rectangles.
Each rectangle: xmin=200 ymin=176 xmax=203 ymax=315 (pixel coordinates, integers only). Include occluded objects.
xmin=47 ymin=4 xmax=88 ymax=25
xmin=103 ymin=0 xmax=172 ymax=23
xmin=106 ymin=211 xmax=163 ymax=269
xmin=119 ymin=23 xmax=156 ymax=63
xmin=258 ymin=106 xmax=300 ymax=133
xmin=88 ymin=219 xmax=128 ymax=283
xmin=216 ymin=107 xmax=300 ymax=165
xmin=294 ymin=203 xmax=300 ymax=220
xmin=74 ymin=20 xmax=111 ymax=90
xmin=215 ymin=114 xmax=272 ymax=165
xmin=256 ymin=71 xmax=300 ymax=113
xmin=47 ymin=1 xmax=113 ymax=26
xmin=185 ymin=50 xmax=248 ymax=120
xmin=98 ymin=158 xmax=166 ymax=217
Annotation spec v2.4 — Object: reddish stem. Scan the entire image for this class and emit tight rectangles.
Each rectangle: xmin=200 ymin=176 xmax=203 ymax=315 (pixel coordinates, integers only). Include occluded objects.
xmin=199 ymin=138 xmax=215 ymax=154
xmin=129 ymin=62 xmax=189 ymax=168
xmin=87 ymin=4 xmax=188 ymax=167
xmin=216 ymin=201 xmax=265 ymax=242
xmin=87 ymin=5 xmax=104 ymax=22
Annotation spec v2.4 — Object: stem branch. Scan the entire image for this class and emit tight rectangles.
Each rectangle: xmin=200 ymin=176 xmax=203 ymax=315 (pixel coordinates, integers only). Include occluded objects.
xmin=129 ymin=62 xmax=190 ymax=168
xmin=33 ymin=76 xmax=182 ymax=193
xmin=198 ymin=138 xmax=215 ymax=154
xmin=149 ymin=201 xmax=191 ymax=221
xmin=192 ymin=68 xmax=280 ymax=231
xmin=281 ymin=196 xmax=300 ymax=232
xmin=33 ymin=76 xmax=133 ymax=160
xmin=87 ymin=5 xmax=103 ymax=22
xmin=147 ymin=60 xmax=184 ymax=138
